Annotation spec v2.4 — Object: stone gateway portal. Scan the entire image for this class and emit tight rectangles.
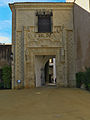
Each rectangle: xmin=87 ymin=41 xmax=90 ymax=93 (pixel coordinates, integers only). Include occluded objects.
xmin=9 ymin=2 xmax=77 ymax=89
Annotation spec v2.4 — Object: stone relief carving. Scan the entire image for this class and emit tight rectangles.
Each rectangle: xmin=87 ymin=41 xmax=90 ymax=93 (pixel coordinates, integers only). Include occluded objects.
xmin=36 ymin=9 xmax=52 ymax=16
xmin=25 ymin=48 xmax=29 ymax=61
xmin=28 ymin=26 xmax=35 ymax=41
xmin=60 ymin=47 xmax=65 ymax=63
xmin=27 ymin=26 xmax=62 ymax=43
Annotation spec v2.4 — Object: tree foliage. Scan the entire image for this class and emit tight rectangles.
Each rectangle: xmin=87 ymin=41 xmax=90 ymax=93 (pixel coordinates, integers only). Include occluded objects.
xmin=2 ymin=65 xmax=11 ymax=89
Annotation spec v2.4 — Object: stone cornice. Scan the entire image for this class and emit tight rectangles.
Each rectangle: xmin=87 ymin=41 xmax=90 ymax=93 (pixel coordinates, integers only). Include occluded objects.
xmin=9 ymin=2 xmax=74 ymax=11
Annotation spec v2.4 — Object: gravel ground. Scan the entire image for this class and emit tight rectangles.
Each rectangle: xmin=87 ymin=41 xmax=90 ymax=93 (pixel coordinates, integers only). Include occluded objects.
xmin=0 ymin=87 xmax=90 ymax=120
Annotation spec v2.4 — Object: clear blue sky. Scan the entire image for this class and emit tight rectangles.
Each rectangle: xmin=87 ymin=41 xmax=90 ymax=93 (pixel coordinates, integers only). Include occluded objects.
xmin=0 ymin=0 xmax=65 ymax=43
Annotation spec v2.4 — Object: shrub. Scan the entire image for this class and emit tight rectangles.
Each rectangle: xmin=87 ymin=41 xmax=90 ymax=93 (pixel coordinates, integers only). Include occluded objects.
xmin=85 ymin=68 xmax=90 ymax=90
xmin=0 ymin=82 xmax=4 ymax=89
xmin=2 ymin=65 xmax=11 ymax=89
xmin=76 ymin=72 xmax=86 ymax=88
xmin=76 ymin=67 xmax=90 ymax=91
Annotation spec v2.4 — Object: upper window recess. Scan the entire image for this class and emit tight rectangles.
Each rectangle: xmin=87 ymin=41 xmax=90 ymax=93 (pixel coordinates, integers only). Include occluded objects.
xmin=36 ymin=11 xmax=53 ymax=33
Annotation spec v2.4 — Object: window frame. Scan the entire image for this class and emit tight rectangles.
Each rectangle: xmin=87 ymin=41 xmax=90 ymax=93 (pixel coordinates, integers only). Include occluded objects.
xmin=36 ymin=12 xmax=53 ymax=33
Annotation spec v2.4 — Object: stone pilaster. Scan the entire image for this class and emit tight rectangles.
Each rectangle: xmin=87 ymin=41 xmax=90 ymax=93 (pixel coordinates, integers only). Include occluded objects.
xmin=12 ymin=8 xmax=16 ymax=89
xmin=66 ymin=30 xmax=76 ymax=87
xmin=15 ymin=31 xmax=24 ymax=88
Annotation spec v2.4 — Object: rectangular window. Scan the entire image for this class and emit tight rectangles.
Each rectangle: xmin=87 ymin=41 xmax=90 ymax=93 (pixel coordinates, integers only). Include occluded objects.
xmin=38 ymin=15 xmax=51 ymax=33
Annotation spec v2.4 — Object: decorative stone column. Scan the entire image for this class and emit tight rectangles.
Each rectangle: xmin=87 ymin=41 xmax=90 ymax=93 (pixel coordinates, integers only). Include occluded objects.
xmin=15 ymin=31 xmax=24 ymax=88
xmin=66 ymin=30 xmax=76 ymax=87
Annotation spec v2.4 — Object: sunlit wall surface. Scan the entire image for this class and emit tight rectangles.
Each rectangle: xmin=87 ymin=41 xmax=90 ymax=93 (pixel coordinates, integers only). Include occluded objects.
xmin=75 ymin=0 xmax=89 ymax=11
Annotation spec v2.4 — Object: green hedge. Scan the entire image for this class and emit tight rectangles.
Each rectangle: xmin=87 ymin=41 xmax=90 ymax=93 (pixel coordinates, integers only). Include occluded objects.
xmin=76 ymin=72 xmax=86 ymax=88
xmin=85 ymin=68 xmax=90 ymax=90
xmin=76 ymin=68 xmax=90 ymax=91
xmin=2 ymin=65 xmax=11 ymax=89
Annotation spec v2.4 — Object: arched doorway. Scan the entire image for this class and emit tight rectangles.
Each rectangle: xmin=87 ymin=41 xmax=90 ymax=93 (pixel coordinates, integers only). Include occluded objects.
xmin=35 ymin=55 xmax=56 ymax=87
xmin=44 ymin=58 xmax=56 ymax=85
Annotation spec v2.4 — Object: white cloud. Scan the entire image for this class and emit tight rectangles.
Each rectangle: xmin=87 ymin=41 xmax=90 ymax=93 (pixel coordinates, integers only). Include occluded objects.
xmin=0 ymin=36 xmax=11 ymax=43
xmin=0 ymin=20 xmax=12 ymax=43
xmin=0 ymin=3 xmax=4 ymax=6
xmin=0 ymin=20 xmax=11 ymax=30
xmin=0 ymin=0 xmax=14 ymax=6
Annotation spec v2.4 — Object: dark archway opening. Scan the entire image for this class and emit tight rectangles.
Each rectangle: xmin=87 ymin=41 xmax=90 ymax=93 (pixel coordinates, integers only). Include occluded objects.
xmin=35 ymin=55 xmax=56 ymax=87
xmin=44 ymin=58 xmax=56 ymax=86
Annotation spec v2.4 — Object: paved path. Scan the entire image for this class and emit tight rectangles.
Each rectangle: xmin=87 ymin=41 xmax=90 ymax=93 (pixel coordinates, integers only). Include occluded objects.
xmin=0 ymin=88 xmax=90 ymax=120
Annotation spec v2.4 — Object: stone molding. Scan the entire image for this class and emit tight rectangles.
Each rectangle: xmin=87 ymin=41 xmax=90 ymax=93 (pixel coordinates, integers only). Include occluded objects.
xmin=9 ymin=2 xmax=74 ymax=11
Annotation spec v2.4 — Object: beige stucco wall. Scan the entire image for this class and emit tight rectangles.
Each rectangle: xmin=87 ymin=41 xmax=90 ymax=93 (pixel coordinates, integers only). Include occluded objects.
xmin=74 ymin=3 xmax=90 ymax=72
xmin=16 ymin=4 xmax=73 ymax=30
xmin=16 ymin=10 xmax=35 ymax=30
xmin=53 ymin=9 xmax=73 ymax=29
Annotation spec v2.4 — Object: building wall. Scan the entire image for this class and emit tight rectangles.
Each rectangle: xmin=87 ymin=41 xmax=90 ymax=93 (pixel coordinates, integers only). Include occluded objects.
xmin=16 ymin=4 xmax=73 ymax=30
xmin=66 ymin=0 xmax=89 ymax=12
xmin=10 ymin=3 xmax=76 ymax=89
xmin=0 ymin=45 xmax=11 ymax=82
xmin=74 ymin=4 xmax=90 ymax=72
xmin=75 ymin=0 xmax=89 ymax=12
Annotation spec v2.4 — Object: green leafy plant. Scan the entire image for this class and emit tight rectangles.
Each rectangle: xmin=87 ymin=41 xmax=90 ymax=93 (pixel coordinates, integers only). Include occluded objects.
xmin=0 ymin=82 xmax=4 ymax=89
xmin=76 ymin=67 xmax=90 ymax=91
xmin=2 ymin=65 xmax=11 ymax=89
xmin=76 ymin=72 xmax=86 ymax=88
xmin=85 ymin=68 xmax=90 ymax=90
